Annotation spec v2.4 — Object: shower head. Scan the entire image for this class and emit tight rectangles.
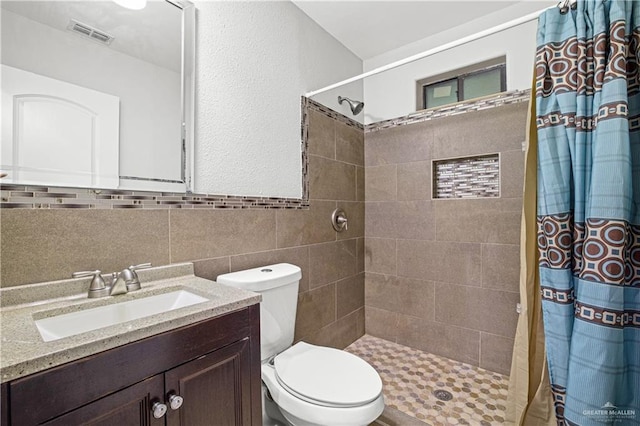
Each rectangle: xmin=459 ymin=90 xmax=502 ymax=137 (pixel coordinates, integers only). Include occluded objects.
xmin=338 ymin=96 xmax=364 ymax=115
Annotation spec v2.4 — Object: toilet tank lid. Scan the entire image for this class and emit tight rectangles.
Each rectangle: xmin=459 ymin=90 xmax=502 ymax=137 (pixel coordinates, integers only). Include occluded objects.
xmin=216 ymin=263 xmax=302 ymax=291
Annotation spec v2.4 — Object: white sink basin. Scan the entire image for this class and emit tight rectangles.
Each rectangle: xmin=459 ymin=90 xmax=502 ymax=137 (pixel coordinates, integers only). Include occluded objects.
xmin=35 ymin=290 xmax=209 ymax=342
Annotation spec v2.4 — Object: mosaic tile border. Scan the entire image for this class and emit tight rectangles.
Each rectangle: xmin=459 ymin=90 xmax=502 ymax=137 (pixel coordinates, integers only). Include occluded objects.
xmin=433 ymin=154 xmax=500 ymax=199
xmin=0 ymin=98 xmax=360 ymax=210
xmin=0 ymin=185 xmax=309 ymax=209
xmin=365 ymin=89 xmax=530 ymax=133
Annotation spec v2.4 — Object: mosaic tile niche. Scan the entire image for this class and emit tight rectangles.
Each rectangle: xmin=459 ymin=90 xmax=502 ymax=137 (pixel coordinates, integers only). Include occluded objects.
xmin=433 ymin=154 xmax=500 ymax=199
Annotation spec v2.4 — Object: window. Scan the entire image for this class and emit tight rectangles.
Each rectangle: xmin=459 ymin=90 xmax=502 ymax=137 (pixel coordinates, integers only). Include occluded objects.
xmin=416 ymin=57 xmax=506 ymax=110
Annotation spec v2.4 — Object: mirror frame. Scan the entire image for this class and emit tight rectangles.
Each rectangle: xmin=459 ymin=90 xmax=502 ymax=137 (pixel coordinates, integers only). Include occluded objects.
xmin=174 ymin=0 xmax=195 ymax=192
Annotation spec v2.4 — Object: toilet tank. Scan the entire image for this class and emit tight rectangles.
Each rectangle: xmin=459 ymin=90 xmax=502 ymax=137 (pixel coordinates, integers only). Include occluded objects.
xmin=216 ymin=263 xmax=302 ymax=361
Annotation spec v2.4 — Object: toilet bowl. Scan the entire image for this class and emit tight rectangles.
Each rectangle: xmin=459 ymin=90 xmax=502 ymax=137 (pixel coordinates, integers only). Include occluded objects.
xmin=262 ymin=342 xmax=384 ymax=426
xmin=217 ymin=264 xmax=384 ymax=426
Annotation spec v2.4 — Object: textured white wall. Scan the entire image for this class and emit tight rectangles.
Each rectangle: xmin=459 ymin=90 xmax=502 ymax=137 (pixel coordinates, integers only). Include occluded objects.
xmin=193 ymin=1 xmax=362 ymax=198
xmin=1 ymin=9 xmax=182 ymax=183
xmin=362 ymin=1 xmax=555 ymax=124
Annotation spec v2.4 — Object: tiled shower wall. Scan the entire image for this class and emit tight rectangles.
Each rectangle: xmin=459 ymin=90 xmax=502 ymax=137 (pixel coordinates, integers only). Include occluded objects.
xmin=363 ymin=102 xmax=527 ymax=375
xmin=0 ymin=107 xmax=365 ymax=349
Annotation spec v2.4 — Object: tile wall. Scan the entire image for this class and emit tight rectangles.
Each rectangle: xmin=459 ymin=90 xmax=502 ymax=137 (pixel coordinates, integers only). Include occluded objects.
xmin=363 ymin=102 xmax=527 ymax=375
xmin=0 ymin=105 xmax=366 ymax=349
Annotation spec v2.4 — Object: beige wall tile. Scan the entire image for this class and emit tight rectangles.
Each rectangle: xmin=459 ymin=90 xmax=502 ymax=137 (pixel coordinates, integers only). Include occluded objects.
xmin=396 ymin=277 xmax=435 ymax=321
xmin=336 ymin=273 xmax=364 ymax=318
xmin=396 ymin=314 xmax=480 ymax=366
xmin=308 ymin=239 xmax=356 ymax=289
xmin=365 ymin=306 xmax=398 ymax=342
xmin=1 ymin=210 xmax=170 ymax=287
xmin=193 ymin=257 xmax=230 ymax=282
xmin=365 ymin=272 xmax=398 ymax=312
xmin=434 ymin=282 xmax=519 ymax=338
xmin=294 ymin=283 xmax=336 ymax=341
xmin=365 ymin=202 xmax=397 ymax=239
xmin=365 ymin=122 xmax=433 ymax=166
xmin=365 ymin=273 xmax=434 ymax=321
xmin=432 ymin=102 xmax=527 ymax=159
xmin=170 ymin=209 xmax=276 ymax=262
xmin=500 ymin=150 xmax=526 ymax=199
xmin=397 ymin=161 xmax=432 ymax=201
xmin=365 ymin=165 xmax=397 ymax=201
xmin=434 ymin=198 xmax=522 ymax=244
xmin=356 ymin=166 xmax=365 ymax=202
xmin=356 ymin=237 xmax=365 ymax=274
xmin=482 ymin=244 xmax=520 ymax=292
xmin=304 ymin=308 xmax=364 ymax=349
xmin=276 ymin=200 xmax=336 ymax=248
xmin=307 ymin=109 xmax=335 ymax=159
xmin=309 ymin=155 xmax=356 ymax=201
xmin=336 ymin=202 xmax=364 ymax=240
xmin=336 ymin=122 xmax=364 ymax=166
xmin=364 ymin=238 xmax=396 ymax=275
xmin=366 ymin=201 xmax=435 ymax=240
xmin=397 ymin=240 xmax=481 ymax=285
xmin=480 ymin=332 xmax=515 ymax=375
xmin=229 ymin=246 xmax=310 ymax=293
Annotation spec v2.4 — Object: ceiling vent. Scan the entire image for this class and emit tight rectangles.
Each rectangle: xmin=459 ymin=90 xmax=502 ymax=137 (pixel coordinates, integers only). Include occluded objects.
xmin=67 ymin=20 xmax=114 ymax=45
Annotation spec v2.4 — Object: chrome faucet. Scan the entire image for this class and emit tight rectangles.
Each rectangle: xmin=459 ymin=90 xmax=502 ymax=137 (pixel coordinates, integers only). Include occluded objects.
xmin=73 ymin=263 xmax=151 ymax=298
xmin=109 ymin=269 xmax=132 ymax=296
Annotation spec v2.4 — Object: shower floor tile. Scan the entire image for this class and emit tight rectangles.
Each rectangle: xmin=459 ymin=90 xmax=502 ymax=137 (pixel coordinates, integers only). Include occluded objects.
xmin=346 ymin=335 xmax=509 ymax=426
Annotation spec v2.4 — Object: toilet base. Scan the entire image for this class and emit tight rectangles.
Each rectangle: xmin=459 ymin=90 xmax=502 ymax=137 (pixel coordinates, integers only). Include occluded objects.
xmin=263 ymin=384 xmax=292 ymax=426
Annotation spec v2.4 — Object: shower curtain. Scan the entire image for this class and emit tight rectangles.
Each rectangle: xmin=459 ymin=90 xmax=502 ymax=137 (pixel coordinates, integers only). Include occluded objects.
xmin=510 ymin=1 xmax=640 ymax=425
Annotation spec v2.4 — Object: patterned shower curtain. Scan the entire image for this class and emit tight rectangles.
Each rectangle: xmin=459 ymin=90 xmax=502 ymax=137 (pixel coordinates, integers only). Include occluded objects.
xmin=536 ymin=1 xmax=640 ymax=425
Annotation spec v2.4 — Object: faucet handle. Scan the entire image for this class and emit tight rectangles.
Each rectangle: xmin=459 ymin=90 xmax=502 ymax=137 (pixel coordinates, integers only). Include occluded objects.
xmin=72 ymin=270 xmax=109 ymax=298
xmin=125 ymin=263 xmax=151 ymax=292
xmin=129 ymin=263 xmax=152 ymax=271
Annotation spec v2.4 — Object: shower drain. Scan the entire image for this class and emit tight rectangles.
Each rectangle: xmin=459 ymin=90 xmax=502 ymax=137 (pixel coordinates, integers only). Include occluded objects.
xmin=433 ymin=389 xmax=453 ymax=401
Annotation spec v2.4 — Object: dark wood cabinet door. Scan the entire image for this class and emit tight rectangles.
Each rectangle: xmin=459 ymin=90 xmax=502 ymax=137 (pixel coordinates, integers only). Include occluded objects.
xmin=165 ymin=338 xmax=253 ymax=426
xmin=42 ymin=374 xmax=165 ymax=426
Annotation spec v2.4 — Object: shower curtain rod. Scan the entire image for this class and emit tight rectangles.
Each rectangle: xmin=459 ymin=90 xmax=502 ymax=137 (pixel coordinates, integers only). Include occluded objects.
xmin=304 ymin=5 xmax=552 ymax=98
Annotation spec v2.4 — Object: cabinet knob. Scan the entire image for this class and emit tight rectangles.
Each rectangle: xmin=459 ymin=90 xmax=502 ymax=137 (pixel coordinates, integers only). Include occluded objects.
xmin=152 ymin=402 xmax=168 ymax=418
xmin=169 ymin=393 xmax=184 ymax=410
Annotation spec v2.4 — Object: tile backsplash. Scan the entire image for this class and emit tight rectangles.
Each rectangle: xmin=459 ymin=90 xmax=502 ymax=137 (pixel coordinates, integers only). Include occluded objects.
xmin=0 ymin=100 xmax=365 ymax=351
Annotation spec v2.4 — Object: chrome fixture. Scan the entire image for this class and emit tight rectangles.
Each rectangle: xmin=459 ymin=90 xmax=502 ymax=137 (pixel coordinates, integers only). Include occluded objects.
xmin=73 ymin=263 xmax=151 ymax=298
xmin=331 ymin=208 xmax=348 ymax=232
xmin=168 ymin=393 xmax=184 ymax=410
xmin=72 ymin=270 xmax=109 ymax=298
xmin=338 ymin=96 xmax=364 ymax=115
xmin=152 ymin=401 xmax=168 ymax=418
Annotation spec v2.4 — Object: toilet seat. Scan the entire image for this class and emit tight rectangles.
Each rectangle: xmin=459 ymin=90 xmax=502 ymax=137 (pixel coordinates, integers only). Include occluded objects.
xmin=273 ymin=342 xmax=382 ymax=408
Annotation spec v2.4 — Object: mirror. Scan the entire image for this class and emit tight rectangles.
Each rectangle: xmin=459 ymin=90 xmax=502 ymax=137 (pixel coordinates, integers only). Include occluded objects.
xmin=1 ymin=0 xmax=194 ymax=192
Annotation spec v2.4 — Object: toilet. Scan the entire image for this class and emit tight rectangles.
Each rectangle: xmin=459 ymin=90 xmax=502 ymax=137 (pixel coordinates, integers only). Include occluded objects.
xmin=217 ymin=263 xmax=384 ymax=426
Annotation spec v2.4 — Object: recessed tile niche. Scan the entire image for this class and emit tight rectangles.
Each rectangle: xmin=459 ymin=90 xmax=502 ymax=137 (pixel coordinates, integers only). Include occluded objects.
xmin=433 ymin=153 xmax=500 ymax=199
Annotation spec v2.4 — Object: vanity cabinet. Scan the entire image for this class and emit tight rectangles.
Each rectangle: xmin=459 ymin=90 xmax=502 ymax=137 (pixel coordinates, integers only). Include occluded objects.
xmin=1 ymin=305 xmax=261 ymax=426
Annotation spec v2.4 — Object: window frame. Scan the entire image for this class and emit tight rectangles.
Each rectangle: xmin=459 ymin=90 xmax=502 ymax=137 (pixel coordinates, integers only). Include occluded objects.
xmin=416 ymin=57 xmax=507 ymax=111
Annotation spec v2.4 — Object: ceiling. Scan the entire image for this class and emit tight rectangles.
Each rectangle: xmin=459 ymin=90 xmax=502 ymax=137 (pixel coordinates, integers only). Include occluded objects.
xmin=292 ymin=0 xmax=530 ymax=60
xmin=1 ymin=0 xmax=182 ymax=72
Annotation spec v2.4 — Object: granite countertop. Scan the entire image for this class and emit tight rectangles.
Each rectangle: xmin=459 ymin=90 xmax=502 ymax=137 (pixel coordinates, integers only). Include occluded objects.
xmin=0 ymin=263 xmax=261 ymax=383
